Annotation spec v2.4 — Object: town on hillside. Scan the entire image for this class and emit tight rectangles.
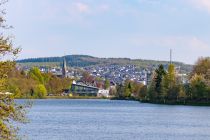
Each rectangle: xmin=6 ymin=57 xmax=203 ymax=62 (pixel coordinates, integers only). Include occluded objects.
xmin=16 ymin=56 xmax=189 ymax=98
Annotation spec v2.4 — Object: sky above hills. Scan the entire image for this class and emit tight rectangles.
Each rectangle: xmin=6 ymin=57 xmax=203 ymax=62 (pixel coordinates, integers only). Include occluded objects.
xmin=4 ymin=0 xmax=210 ymax=64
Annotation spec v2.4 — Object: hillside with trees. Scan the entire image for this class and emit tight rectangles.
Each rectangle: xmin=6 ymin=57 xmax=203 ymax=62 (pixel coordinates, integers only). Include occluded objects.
xmin=17 ymin=55 xmax=192 ymax=73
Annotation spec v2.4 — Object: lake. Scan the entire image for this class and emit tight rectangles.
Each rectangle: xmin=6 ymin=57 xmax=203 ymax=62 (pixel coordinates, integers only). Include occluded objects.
xmin=19 ymin=99 xmax=210 ymax=140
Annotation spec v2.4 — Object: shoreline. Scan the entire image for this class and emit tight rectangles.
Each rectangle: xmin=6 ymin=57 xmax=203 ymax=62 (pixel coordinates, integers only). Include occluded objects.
xmin=17 ymin=96 xmax=110 ymax=100
xmin=16 ymin=96 xmax=210 ymax=106
xmin=111 ymin=97 xmax=210 ymax=106
xmin=140 ymin=100 xmax=210 ymax=106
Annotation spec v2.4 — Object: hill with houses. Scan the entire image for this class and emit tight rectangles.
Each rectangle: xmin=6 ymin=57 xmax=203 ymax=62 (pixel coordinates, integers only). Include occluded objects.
xmin=17 ymin=55 xmax=192 ymax=73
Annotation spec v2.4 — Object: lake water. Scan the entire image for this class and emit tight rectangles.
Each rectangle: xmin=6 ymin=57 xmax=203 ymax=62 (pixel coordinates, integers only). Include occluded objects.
xmin=19 ymin=99 xmax=210 ymax=140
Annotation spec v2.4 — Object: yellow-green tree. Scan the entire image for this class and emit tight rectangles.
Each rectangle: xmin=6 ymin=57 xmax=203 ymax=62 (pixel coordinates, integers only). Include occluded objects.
xmin=190 ymin=74 xmax=207 ymax=99
xmin=34 ymin=84 xmax=47 ymax=99
xmin=167 ymin=64 xmax=176 ymax=88
xmin=0 ymin=1 xmax=28 ymax=139
xmin=191 ymin=57 xmax=210 ymax=87
xmin=192 ymin=57 xmax=210 ymax=78
xmin=28 ymin=67 xmax=44 ymax=84
xmin=164 ymin=64 xmax=177 ymax=99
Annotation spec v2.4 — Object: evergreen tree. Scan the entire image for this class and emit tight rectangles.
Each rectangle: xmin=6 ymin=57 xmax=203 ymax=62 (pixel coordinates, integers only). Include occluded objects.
xmin=154 ymin=65 xmax=166 ymax=97
xmin=147 ymin=77 xmax=157 ymax=101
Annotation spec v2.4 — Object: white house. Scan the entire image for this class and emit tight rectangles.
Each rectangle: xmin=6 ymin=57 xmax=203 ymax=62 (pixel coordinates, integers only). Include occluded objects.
xmin=97 ymin=89 xmax=110 ymax=98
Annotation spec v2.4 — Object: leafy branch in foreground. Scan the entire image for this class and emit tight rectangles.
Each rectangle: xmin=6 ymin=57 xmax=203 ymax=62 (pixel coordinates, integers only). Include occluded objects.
xmin=0 ymin=0 xmax=29 ymax=139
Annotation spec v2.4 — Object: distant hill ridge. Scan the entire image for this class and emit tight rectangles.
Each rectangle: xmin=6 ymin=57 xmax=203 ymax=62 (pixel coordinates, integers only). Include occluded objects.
xmin=17 ymin=55 xmax=192 ymax=72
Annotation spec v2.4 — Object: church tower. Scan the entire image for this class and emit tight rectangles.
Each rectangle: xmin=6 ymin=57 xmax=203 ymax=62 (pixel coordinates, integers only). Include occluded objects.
xmin=62 ymin=57 xmax=67 ymax=78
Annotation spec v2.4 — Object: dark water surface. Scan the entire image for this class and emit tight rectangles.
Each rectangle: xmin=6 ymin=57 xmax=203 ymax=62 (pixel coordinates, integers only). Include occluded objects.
xmin=19 ymin=99 xmax=210 ymax=140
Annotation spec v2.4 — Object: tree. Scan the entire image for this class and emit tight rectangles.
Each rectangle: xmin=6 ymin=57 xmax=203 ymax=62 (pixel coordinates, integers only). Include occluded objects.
xmin=0 ymin=1 xmax=28 ymax=139
xmin=138 ymin=86 xmax=147 ymax=100
xmin=81 ymin=71 xmax=94 ymax=84
xmin=192 ymin=57 xmax=210 ymax=79
xmin=28 ymin=67 xmax=44 ymax=84
xmin=104 ymin=79 xmax=110 ymax=89
xmin=116 ymin=84 xmax=124 ymax=98
xmin=147 ymin=77 xmax=157 ymax=101
xmin=109 ymin=87 xmax=117 ymax=96
xmin=178 ymin=85 xmax=186 ymax=102
xmin=162 ymin=64 xmax=177 ymax=99
xmin=154 ymin=65 xmax=166 ymax=97
xmin=191 ymin=57 xmax=210 ymax=88
xmin=167 ymin=64 xmax=176 ymax=88
xmin=133 ymin=82 xmax=144 ymax=98
xmin=190 ymin=74 xmax=207 ymax=99
xmin=124 ymin=86 xmax=131 ymax=97
xmin=34 ymin=84 xmax=47 ymax=99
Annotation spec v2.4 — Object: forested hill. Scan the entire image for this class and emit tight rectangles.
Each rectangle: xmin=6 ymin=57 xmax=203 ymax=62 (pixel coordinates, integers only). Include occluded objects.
xmin=17 ymin=55 xmax=193 ymax=73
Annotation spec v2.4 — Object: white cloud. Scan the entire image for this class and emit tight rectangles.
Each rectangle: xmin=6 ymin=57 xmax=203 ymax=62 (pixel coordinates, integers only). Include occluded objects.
xmin=74 ymin=2 xmax=90 ymax=13
xmin=189 ymin=0 xmax=210 ymax=14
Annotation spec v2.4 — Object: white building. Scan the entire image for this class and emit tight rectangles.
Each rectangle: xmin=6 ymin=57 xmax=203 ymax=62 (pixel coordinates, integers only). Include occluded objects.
xmin=97 ymin=89 xmax=110 ymax=98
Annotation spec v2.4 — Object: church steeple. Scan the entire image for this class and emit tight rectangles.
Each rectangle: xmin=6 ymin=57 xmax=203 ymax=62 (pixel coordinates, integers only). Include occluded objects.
xmin=62 ymin=57 xmax=67 ymax=78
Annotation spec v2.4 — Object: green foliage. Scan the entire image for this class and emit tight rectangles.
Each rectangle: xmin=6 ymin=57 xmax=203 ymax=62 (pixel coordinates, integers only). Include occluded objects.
xmin=7 ymin=68 xmax=73 ymax=98
xmin=167 ymin=64 xmax=176 ymax=87
xmin=34 ymin=84 xmax=47 ymax=99
xmin=178 ymin=85 xmax=186 ymax=98
xmin=124 ymin=87 xmax=131 ymax=97
xmin=154 ymin=64 xmax=166 ymax=96
xmin=123 ymin=81 xmax=132 ymax=97
xmin=188 ymin=57 xmax=210 ymax=99
xmin=145 ymin=58 xmax=210 ymax=104
xmin=147 ymin=79 xmax=157 ymax=100
xmin=0 ymin=1 xmax=28 ymax=139
xmin=192 ymin=57 xmax=210 ymax=79
xmin=114 ymin=80 xmax=145 ymax=99
xmin=190 ymin=74 xmax=208 ymax=99
xmin=28 ymin=67 xmax=44 ymax=84
xmin=115 ymin=84 xmax=124 ymax=98
xmin=45 ymin=75 xmax=72 ymax=96
xmin=138 ymin=86 xmax=147 ymax=100
xmin=104 ymin=79 xmax=110 ymax=89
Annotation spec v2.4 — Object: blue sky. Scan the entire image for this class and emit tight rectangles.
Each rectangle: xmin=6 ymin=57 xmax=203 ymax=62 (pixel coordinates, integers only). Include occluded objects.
xmin=4 ymin=0 xmax=210 ymax=64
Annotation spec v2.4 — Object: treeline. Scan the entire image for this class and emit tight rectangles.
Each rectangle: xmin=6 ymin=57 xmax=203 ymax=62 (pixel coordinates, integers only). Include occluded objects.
xmin=7 ymin=67 xmax=72 ymax=98
xmin=17 ymin=55 xmax=99 ymax=67
xmin=113 ymin=57 xmax=210 ymax=105
xmin=111 ymin=80 xmax=146 ymax=100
